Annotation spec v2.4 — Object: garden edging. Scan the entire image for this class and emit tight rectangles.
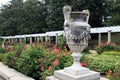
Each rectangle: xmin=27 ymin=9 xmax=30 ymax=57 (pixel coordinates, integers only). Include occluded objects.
xmin=0 ymin=62 xmax=35 ymax=80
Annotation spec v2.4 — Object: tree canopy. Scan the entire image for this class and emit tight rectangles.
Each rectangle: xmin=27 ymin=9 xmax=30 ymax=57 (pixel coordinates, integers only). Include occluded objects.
xmin=0 ymin=0 xmax=119 ymax=36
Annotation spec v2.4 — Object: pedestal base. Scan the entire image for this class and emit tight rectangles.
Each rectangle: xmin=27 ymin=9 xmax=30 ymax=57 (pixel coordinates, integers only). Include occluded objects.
xmin=64 ymin=66 xmax=89 ymax=75
xmin=46 ymin=76 xmax=109 ymax=80
xmin=54 ymin=70 xmax=100 ymax=80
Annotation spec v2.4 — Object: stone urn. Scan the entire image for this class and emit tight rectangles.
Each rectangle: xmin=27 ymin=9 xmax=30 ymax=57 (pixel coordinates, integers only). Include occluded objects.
xmin=46 ymin=5 xmax=105 ymax=80
xmin=63 ymin=5 xmax=91 ymax=75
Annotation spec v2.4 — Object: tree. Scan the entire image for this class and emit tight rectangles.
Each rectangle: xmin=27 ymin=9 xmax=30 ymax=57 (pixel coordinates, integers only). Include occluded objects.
xmin=0 ymin=0 xmax=47 ymax=36
xmin=0 ymin=0 xmax=24 ymax=36
xmin=72 ymin=0 xmax=108 ymax=27
xmin=17 ymin=0 xmax=47 ymax=34
xmin=45 ymin=0 xmax=72 ymax=31
xmin=104 ymin=0 xmax=120 ymax=26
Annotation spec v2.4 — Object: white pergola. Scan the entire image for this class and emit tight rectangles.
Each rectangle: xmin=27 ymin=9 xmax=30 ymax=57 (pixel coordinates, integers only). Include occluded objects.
xmin=91 ymin=26 xmax=120 ymax=44
xmin=1 ymin=26 xmax=120 ymax=44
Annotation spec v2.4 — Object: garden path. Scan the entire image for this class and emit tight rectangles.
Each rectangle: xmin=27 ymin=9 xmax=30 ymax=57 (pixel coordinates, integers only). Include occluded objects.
xmin=89 ymin=50 xmax=97 ymax=54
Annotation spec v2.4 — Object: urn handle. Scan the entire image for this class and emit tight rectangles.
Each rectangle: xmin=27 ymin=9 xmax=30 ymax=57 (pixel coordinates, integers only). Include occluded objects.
xmin=63 ymin=5 xmax=71 ymax=28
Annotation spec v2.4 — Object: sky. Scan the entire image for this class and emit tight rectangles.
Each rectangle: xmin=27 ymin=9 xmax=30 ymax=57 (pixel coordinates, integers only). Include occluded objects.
xmin=0 ymin=0 xmax=26 ymax=7
xmin=0 ymin=0 xmax=10 ymax=5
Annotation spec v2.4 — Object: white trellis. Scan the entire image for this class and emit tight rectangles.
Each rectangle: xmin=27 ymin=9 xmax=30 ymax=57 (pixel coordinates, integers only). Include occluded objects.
xmin=1 ymin=26 xmax=120 ymax=44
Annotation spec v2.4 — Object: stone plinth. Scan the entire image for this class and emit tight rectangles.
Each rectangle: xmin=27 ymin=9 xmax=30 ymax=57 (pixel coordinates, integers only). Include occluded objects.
xmin=46 ymin=76 xmax=109 ymax=80
xmin=55 ymin=70 xmax=100 ymax=80
xmin=46 ymin=70 xmax=109 ymax=80
xmin=64 ymin=66 xmax=89 ymax=75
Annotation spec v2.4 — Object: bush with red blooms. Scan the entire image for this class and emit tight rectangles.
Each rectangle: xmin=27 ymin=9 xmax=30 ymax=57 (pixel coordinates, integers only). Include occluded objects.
xmin=96 ymin=42 xmax=120 ymax=54
xmin=3 ymin=43 xmax=75 ymax=80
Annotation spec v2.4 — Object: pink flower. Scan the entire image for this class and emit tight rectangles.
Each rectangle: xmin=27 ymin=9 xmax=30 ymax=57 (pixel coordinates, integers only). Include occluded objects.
xmin=53 ymin=48 xmax=60 ymax=53
xmin=64 ymin=45 xmax=67 ymax=49
xmin=53 ymin=59 xmax=59 ymax=67
xmin=108 ymin=70 xmax=112 ymax=75
xmin=46 ymin=52 xmax=49 ymax=56
xmin=53 ymin=46 xmax=56 ymax=49
xmin=56 ymin=54 xmax=60 ymax=58
xmin=48 ymin=66 xmax=52 ymax=71
xmin=64 ymin=53 xmax=68 ymax=57
xmin=37 ymin=58 xmax=41 ymax=62
xmin=70 ymin=50 xmax=73 ymax=53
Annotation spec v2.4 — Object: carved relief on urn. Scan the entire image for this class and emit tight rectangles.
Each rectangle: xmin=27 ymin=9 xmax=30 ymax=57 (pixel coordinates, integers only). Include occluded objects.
xmin=63 ymin=6 xmax=91 ymax=52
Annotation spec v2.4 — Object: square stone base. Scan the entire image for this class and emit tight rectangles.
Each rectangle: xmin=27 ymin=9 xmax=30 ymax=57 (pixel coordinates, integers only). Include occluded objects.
xmin=46 ymin=70 xmax=109 ymax=80
xmin=46 ymin=76 xmax=109 ymax=80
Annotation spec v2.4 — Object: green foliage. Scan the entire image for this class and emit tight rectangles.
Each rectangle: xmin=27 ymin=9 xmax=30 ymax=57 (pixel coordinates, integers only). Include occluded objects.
xmin=82 ymin=47 xmax=89 ymax=53
xmin=0 ymin=48 xmax=6 ymax=54
xmin=0 ymin=37 xmax=3 ymax=42
xmin=107 ymin=63 xmax=120 ymax=80
xmin=0 ymin=0 xmax=114 ymax=36
xmin=0 ymin=0 xmax=47 ymax=36
xmin=96 ymin=44 xmax=114 ymax=54
xmin=0 ymin=54 xmax=4 ymax=61
xmin=2 ymin=44 xmax=23 ymax=68
xmin=2 ymin=43 xmax=73 ymax=80
xmin=58 ymin=34 xmax=66 ymax=48
xmin=114 ymin=46 xmax=120 ymax=51
xmin=102 ymin=51 xmax=120 ymax=55
xmin=16 ymin=45 xmax=45 ymax=79
xmin=96 ymin=43 xmax=120 ymax=54
xmin=83 ymin=54 xmax=120 ymax=75
xmin=104 ymin=0 xmax=120 ymax=26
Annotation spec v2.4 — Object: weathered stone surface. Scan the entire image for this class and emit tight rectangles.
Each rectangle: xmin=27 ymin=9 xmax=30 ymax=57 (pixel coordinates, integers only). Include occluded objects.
xmin=10 ymin=76 xmax=34 ymax=80
xmin=46 ymin=76 xmax=109 ymax=80
xmin=0 ymin=62 xmax=35 ymax=80
xmin=54 ymin=70 xmax=100 ymax=80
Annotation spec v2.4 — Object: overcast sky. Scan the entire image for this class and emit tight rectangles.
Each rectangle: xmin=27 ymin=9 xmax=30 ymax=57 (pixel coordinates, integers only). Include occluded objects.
xmin=0 ymin=0 xmax=10 ymax=5
xmin=0 ymin=0 xmax=27 ymax=7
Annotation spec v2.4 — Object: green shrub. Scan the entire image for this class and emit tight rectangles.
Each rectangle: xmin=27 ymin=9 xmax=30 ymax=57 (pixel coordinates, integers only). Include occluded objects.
xmin=2 ymin=44 xmax=23 ymax=68
xmin=2 ymin=52 xmax=15 ymax=67
xmin=16 ymin=45 xmax=45 ymax=79
xmin=96 ymin=44 xmax=114 ymax=54
xmin=59 ymin=34 xmax=66 ymax=46
xmin=83 ymin=54 xmax=120 ymax=75
xmin=0 ymin=37 xmax=3 ymax=43
xmin=114 ymin=46 xmax=120 ymax=51
xmin=0 ymin=54 xmax=4 ymax=61
xmin=107 ymin=64 xmax=120 ymax=80
xmin=2 ymin=43 xmax=73 ymax=80
xmin=82 ymin=47 xmax=89 ymax=53
xmin=102 ymin=51 xmax=120 ymax=55
xmin=96 ymin=42 xmax=120 ymax=54
xmin=0 ymin=48 xmax=6 ymax=53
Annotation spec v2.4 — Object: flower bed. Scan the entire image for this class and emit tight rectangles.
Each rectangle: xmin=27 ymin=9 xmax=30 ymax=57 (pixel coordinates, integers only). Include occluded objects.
xmin=2 ymin=43 xmax=120 ymax=80
xmin=2 ymin=43 xmax=73 ymax=80
xmin=82 ymin=54 xmax=120 ymax=80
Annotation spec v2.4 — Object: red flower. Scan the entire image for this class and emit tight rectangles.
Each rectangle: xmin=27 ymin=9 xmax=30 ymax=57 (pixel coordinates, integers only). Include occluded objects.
xmin=108 ymin=70 xmax=112 ymax=75
xmin=48 ymin=66 xmax=52 ymax=71
xmin=53 ymin=48 xmax=60 ymax=53
xmin=53 ymin=59 xmax=59 ymax=67
xmin=56 ymin=54 xmax=60 ymax=58
xmin=37 ymin=58 xmax=41 ymax=62
xmin=64 ymin=53 xmax=68 ymax=57
xmin=80 ymin=63 xmax=87 ymax=67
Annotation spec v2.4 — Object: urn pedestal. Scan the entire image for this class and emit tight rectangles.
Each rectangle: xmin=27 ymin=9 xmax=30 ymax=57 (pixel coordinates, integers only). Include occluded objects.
xmin=46 ymin=5 xmax=109 ymax=80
